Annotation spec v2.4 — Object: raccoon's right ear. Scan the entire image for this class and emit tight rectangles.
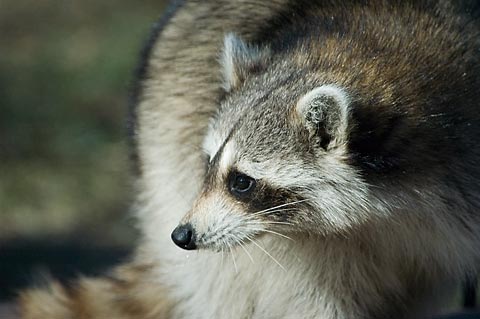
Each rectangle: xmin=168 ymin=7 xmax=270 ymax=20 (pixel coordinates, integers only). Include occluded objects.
xmin=220 ymin=33 xmax=270 ymax=91
xmin=295 ymin=85 xmax=350 ymax=150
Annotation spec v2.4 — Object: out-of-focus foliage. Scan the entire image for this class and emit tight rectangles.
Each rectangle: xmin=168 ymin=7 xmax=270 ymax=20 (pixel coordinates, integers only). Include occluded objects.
xmin=0 ymin=0 xmax=166 ymax=246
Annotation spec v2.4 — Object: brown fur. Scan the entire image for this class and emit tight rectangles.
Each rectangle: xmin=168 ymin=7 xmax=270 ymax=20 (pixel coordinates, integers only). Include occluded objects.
xmin=19 ymin=261 xmax=174 ymax=319
xmin=18 ymin=0 xmax=480 ymax=318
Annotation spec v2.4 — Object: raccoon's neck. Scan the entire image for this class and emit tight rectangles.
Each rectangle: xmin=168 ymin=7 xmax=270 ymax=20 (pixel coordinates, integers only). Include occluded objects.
xmin=159 ymin=235 xmax=452 ymax=319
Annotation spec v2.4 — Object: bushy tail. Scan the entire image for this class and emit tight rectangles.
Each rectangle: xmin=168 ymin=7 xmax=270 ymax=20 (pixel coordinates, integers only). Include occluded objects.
xmin=18 ymin=262 xmax=174 ymax=319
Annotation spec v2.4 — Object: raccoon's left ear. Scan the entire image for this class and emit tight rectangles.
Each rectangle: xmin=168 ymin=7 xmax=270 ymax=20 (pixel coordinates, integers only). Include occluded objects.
xmin=296 ymin=85 xmax=350 ymax=150
xmin=220 ymin=33 xmax=270 ymax=91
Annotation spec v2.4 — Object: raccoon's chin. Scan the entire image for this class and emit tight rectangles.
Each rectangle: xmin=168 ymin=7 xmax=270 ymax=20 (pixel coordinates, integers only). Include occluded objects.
xmin=193 ymin=242 xmax=229 ymax=253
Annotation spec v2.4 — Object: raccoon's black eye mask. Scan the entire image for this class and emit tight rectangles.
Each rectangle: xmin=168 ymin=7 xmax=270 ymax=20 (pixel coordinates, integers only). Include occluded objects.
xmin=228 ymin=170 xmax=256 ymax=199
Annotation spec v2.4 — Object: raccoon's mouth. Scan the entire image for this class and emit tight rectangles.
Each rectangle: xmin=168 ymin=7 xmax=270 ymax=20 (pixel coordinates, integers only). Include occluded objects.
xmin=197 ymin=230 xmax=260 ymax=252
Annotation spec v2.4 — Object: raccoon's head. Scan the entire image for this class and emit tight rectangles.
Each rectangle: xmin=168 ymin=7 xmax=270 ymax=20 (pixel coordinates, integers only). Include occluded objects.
xmin=171 ymin=34 xmax=376 ymax=251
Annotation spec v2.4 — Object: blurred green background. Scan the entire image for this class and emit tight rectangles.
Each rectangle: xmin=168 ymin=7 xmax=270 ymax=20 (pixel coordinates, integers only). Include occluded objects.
xmin=0 ymin=0 xmax=477 ymax=314
xmin=0 ymin=0 xmax=166 ymax=299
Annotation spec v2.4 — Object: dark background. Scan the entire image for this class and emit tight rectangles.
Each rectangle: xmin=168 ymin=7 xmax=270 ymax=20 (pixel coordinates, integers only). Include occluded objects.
xmin=0 ymin=0 xmax=167 ymax=301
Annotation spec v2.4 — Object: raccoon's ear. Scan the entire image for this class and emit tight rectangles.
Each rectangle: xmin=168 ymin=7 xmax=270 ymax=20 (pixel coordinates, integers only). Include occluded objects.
xmin=220 ymin=33 xmax=269 ymax=91
xmin=296 ymin=85 xmax=350 ymax=150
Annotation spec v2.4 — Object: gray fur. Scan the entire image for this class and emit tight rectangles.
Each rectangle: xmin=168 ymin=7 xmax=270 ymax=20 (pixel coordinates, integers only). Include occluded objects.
xmin=221 ymin=33 xmax=271 ymax=92
xmin=133 ymin=1 xmax=480 ymax=318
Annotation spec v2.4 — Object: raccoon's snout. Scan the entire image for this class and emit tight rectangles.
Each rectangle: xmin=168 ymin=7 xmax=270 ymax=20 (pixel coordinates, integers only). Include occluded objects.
xmin=171 ymin=223 xmax=197 ymax=250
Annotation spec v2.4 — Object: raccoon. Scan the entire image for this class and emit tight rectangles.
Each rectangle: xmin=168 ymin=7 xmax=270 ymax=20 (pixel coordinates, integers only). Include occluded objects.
xmin=19 ymin=0 xmax=480 ymax=318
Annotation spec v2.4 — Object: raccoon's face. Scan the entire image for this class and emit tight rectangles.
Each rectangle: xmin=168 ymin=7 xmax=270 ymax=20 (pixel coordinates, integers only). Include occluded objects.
xmin=171 ymin=34 xmax=374 ymax=251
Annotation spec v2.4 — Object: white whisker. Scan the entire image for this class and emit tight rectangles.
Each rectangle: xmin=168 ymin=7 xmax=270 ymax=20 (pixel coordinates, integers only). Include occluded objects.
xmin=246 ymin=220 xmax=295 ymax=226
xmin=238 ymin=240 xmax=254 ymax=264
xmin=260 ymin=229 xmax=294 ymax=241
xmin=220 ymin=246 xmax=225 ymax=267
xmin=249 ymin=199 xmax=310 ymax=217
xmin=249 ymin=237 xmax=286 ymax=272
xmin=229 ymin=245 xmax=238 ymax=273
xmin=250 ymin=208 xmax=298 ymax=217
xmin=242 ymin=224 xmax=294 ymax=241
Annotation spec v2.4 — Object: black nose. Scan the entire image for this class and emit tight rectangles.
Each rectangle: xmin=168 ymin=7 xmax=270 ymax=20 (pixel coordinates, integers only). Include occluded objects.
xmin=171 ymin=224 xmax=197 ymax=250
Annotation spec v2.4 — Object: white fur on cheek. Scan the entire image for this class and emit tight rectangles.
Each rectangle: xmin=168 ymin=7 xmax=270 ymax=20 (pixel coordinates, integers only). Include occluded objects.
xmin=236 ymin=151 xmax=375 ymax=232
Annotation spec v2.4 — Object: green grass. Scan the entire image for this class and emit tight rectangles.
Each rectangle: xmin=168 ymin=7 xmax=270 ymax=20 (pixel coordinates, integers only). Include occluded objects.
xmin=0 ymin=0 xmax=166 ymax=246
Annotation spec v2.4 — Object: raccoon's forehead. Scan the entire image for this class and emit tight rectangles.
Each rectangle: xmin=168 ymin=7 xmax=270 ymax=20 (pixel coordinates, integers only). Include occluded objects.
xmin=202 ymin=124 xmax=229 ymax=163
xmin=202 ymin=101 xmax=301 ymax=170
xmin=202 ymin=112 xmax=238 ymax=162
xmin=202 ymin=65 xmax=310 ymax=165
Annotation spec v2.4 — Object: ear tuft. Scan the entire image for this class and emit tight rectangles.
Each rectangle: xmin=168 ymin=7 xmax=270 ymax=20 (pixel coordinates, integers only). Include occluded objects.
xmin=296 ymin=85 xmax=350 ymax=150
xmin=220 ymin=33 xmax=269 ymax=91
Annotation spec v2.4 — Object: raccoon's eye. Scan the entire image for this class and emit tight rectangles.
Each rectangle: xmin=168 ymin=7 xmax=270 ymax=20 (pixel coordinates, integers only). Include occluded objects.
xmin=228 ymin=172 xmax=256 ymax=197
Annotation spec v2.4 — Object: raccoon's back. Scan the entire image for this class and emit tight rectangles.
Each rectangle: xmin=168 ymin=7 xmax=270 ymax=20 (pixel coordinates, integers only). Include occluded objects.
xmin=258 ymin=1 xmax=480 ymax=178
